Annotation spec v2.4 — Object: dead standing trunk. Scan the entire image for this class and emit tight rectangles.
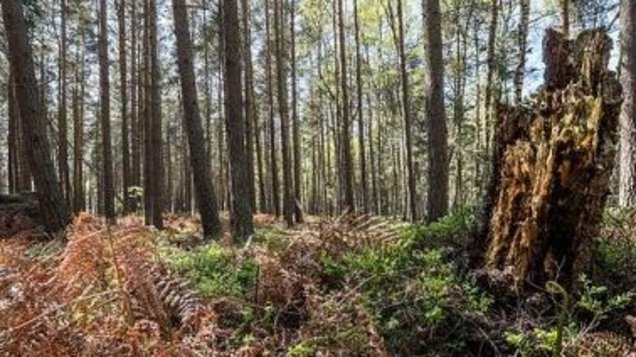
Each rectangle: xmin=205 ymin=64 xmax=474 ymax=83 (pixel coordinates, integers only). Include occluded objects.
xmin=478 ymin=29 xmax=622 ymax=292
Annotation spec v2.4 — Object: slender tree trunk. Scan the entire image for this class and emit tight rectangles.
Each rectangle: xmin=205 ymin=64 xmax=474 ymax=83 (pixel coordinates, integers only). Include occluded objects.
xmin=396 ymin=0 xmax=417 ymax=221
xmin=241 ymin=0 xmax=256 ymax=213
xmin=337 ymin=0 xmax=355 ymax=213
xmin=274 ymin=0 xmax=295 ymax=226
xmin=72 ymin=32 xmax=85 ymax=214
xmin=2 ymin=0 xmax=71 ymax=232
xmin=58 ymin=0 xmax=71 ymax=205
xmin=148 ymin=0 xmax=164 ymax=229
xmin=290 ymin=0 xmax=304 ymax=223
xmin=619 ymin=0 xmax=636 ymax=206
xmin=265 ymin=0 xmax=280 ymax=217
xmin=118 ymin=0 xmax=131 ymax=213
xmin=130 ymin=0 xmax=140 ymax=211
xmin=484 ymin=0 xmax=499 ymax=178
xmin=425 ymin=0 xmax=449 ymax=221
xmin=513 ymin=0 xmax=530 ymax=104
xmin=172 ymin=0 xmax=222 ymax=238
xmin=224 ymin=0 xmax=254 ymax=239
xmin=99 ymin=0 xmax=115 ymax=221
xmin=354 ymin=0 xmax=367 ymax=213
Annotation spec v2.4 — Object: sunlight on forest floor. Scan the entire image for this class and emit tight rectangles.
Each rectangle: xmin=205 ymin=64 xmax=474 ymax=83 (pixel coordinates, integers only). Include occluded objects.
xmin=0 ymin=210 xmax=635 ymax=355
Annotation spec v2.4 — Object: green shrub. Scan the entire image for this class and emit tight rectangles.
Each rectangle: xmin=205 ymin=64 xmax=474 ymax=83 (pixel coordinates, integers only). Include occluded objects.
xmin=321 ymin=210 xmax=491 ymax=355
xmin=165 ymin=243 xmax=257 ymax=299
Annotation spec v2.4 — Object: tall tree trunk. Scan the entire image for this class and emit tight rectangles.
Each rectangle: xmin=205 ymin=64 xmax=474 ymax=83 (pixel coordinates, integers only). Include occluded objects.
xmin=172 ymin=0 xmax=222 ymax=238
xmin=274 ymin=0 xmax=295 ymax=226
xmin=425 ymin=0 xmax=449 ymax=221
xmin=241 ymin=0 xmax=256 ymax=213
xmin=513 ymin=0 xmax=530 ymax=104
xmin=265 ymin=0 xmax=280 ymax=216
xmin=397 ymin=0 xmax=417 ymax=221
xmin=72 ymin=32 xmax=85 ymax=214
xmin=58 ymin=0 xmax=71 ymax=205
xmin=484 ymin=0 xmax=499 ymax=181
xmin=2 ymin=0 xmax=71 ymax=232
xmin=619 ymin=0 xmax=636 ymax=206
xmin=290 ymin=0 xmax=304 ymax=223
xmin=130 ymin=0 xmax=141 ymax=211
xmin=224 ymin=0 xmax=254 ymax=239
xmin=354 ymin=0 xmax=367 ymax=213
xmin=118 ymin=0 xmax=131 ymax=213
xmin=99 ymin=0 xmax=115 ymax=221
xmin=337 ymin=0 xmax=355 ymax=213
xmin=149 ymin=0 xmax=164 ymax=229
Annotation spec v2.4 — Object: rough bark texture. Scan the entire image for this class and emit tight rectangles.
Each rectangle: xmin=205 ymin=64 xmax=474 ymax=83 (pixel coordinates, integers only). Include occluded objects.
xmin=99 ymin=0 xmax=115 ymax=221
xmin=425 ymin=0 xmax=449 ymax=222
xmin=265 ymin=0 xmax=280 ymax=217
xmin=118 ymin=0 xmax=131 ymax=213
xmin=397 ymin=0 xmax=417 ymax=221
xmin=274 ymin=0 xmax=294 ymax=227
xmin=513 ymin=0 xmax=530 ymax=104
xmin=481 ymin=29 xmax=622 ymax=291
xmin=149 ymin=0 xmax=164 ymax=229
xmin=2 ymin=0 xmax=71 ymax=233
xmin=337 ymin=0 xmax=355 ymax=213
xmin=58 ymin=0 xmax=71 ymax=205
xmin=224 ymin=0 xmax=254 ymax=239
xmin=172 ymin=0 xmax=222 ymax=239
xmin=354 ymin=0 xmax=367 ymax=213
xmin=619 ymin=0 xmax=636 ymax=207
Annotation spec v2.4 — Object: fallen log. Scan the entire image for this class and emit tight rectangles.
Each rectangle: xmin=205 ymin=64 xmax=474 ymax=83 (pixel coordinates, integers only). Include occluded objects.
xmin=476 ymin=29 xmax=622 ymax=292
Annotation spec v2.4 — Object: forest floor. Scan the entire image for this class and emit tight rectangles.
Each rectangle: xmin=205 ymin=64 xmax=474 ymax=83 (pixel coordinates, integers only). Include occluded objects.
xmin=1 ymin=208 xmax=635 ymax=356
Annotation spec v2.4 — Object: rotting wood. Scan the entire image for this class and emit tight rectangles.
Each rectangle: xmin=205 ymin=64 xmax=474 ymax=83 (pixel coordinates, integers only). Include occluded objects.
xmin=477 ymin=28 xmax=622 ymax=292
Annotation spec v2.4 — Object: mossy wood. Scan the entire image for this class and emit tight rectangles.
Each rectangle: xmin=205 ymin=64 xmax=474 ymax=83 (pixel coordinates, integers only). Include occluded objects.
xmin=481 ymin=29 xmax=622 ymax=291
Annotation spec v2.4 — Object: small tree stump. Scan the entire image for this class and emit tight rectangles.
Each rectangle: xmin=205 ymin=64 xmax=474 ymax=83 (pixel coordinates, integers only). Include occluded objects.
xmin=478 ymin=29 xmax=622 ymax=291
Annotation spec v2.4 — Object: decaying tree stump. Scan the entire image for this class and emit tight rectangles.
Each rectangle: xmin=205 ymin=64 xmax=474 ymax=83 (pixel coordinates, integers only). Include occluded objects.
xmin=478 ymin=29 xmax=622 ymax=291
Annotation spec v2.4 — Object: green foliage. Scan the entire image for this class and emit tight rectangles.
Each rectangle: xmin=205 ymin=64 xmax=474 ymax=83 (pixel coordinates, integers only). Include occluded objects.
xmin=165 ymin=243 xmax=257 ymax=299
xmin=504 ymin=276 xmax=634 ymax=356
xmin=403 ymin=205 xmax=475 ymax=250
xmin=577 ymin=275 xmax=634 ymax=326
xmin=322 ymin=210 xmax=491 ymax=354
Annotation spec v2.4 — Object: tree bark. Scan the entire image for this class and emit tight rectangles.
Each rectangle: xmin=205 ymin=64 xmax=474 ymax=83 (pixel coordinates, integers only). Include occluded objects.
xmin=242 ymin=0 xmax=257 ymax=213
xmin=172 ymin=0 xmax=223 ymax=238
xmin=425 ymin=0 xmax=449 ymax=222
xmin=1 ymin=0 xmax=71 ymax=233
xmin=58 ymin=0 xmax=71 ymax=205
xmin=513 ymin=0 xmax=530 ymax=104
xmin=290 ymin=0 xmax=304 ymax=223
xmin=118 ymin=0 xmax=131 ymax=214
xmin=99 ymin=0 xmax=115 ymax=221
xmin=274 ymin=0 xmax=295 ymax=226
xmin=265 ymin=0 xmax=280 ymax=217
xmin=224 ymin=0 xmax=254 ymax=239
xmin=397 ymin=0 xmax=417 ymax=221
xmin=337 ymin=0 xmax=355 ymax=213
xmin=480 ymin=29 xmax=622 ymax=292
xmin=354 ymin=0 xmax=368 ymax=213
xmin=619 ymin=0 xmax=636 ymax=207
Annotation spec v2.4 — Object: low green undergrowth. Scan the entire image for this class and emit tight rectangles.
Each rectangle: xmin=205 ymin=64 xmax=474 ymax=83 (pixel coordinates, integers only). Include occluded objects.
xmin=322 ymin=210 xmax=492 ymax=355
xmin=163 ymin=242 xmax=258 ymax=300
